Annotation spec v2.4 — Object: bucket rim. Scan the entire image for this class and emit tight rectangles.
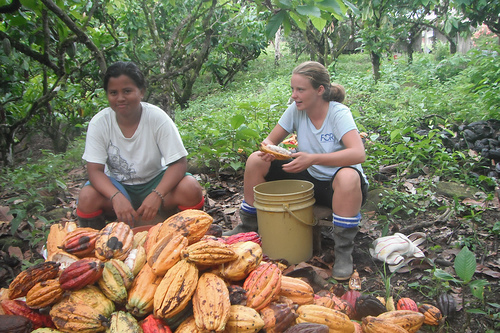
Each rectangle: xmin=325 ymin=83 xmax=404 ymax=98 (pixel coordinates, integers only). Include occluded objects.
xmin=253 ymin=179 xmax=314 ymax=196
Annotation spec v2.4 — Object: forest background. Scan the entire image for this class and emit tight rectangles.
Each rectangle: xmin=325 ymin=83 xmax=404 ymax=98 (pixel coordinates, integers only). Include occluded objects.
xmin=1 ymin=0 xmax=500 ymax=331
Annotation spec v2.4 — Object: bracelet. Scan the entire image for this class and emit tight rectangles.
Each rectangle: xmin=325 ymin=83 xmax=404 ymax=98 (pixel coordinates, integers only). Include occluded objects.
xmin=152 ymin=189 xmax=164 ymax=202
xmin=110 ymin=191 xmax=121 ymax=201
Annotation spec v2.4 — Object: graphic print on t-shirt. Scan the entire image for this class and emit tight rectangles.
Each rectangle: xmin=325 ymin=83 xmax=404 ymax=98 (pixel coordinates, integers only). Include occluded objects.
xmin=107 ymin=141 xmax=137 ymax=182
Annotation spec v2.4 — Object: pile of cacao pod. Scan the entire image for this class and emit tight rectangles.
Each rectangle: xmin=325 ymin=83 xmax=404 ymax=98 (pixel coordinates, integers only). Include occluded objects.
xmin=0 ymin=209 xmax=452 ymax=333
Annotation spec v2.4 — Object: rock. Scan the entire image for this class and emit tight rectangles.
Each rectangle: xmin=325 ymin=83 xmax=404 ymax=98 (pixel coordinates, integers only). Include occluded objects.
xmin=434 ymin=181 xmax=480 ymax=200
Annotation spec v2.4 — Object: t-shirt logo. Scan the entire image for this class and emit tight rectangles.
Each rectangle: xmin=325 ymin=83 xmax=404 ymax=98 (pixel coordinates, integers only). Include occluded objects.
xmin=320 ymin=133 xmax=336 ymax=143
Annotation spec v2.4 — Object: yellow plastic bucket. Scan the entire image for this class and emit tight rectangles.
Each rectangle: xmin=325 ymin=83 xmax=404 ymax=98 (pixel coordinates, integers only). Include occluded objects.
xmin=253 ymin=180 xmax=316 ymax=264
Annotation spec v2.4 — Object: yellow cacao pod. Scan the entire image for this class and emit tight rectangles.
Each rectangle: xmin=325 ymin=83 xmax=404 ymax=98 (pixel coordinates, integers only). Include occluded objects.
xmin=212 ymin=241 xmax=263 ymax=281
xmin=181 ymin=238 xmax=237 ymax=266
xmin=377 ymin=310 xmax=425 ymax=332
xmin=361 ymin=316 xmax=409 ymax=333
xmin=296 ymin=304 xmax=355 ymax=333
xmin=193 ymin=272 xmax=231 ymax=332
xmin=154 ymin=259 xmax=199 ymax=319
xmin=224 ymin=305 xmax=265 ymax=333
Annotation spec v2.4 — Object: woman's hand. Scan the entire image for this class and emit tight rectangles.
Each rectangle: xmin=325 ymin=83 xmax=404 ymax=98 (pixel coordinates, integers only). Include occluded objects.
xmin=281 ymin=152 xmax=313 ymax=173
xmin=137 ymin=193 xmax=162 ymax=221
xmin=111 ymin=194 xmax=139 ymax=227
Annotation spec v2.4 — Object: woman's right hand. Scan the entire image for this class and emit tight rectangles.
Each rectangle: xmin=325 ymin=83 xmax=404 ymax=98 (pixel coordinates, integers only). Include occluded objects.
xmin=258 ymin=139 xmax=278 ymax=162
xmin=111 ymin=194 xmax=139 ymax=227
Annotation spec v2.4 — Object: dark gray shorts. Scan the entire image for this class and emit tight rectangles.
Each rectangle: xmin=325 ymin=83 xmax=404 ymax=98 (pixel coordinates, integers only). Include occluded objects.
xmin=264 ymin=160 xmax=368 ymax=207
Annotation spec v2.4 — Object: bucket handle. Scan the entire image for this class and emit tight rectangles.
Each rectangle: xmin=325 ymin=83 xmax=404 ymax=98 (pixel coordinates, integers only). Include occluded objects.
xmin=283 ymin=204 xmax=318 ymax=227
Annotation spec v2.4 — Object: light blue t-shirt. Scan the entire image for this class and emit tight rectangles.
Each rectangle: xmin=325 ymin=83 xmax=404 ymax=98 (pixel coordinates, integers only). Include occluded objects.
xmin=278 ymin=101 xmax=367 ymax=182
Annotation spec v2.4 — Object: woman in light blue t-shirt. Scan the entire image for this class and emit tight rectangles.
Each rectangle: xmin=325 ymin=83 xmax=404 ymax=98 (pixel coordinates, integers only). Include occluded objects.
xmin=224 ymin=61 xmax=368 ymax=280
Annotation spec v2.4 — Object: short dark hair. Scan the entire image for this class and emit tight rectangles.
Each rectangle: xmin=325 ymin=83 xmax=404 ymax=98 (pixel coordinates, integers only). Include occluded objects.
xmin=103 ymin=61 xmax=146 ymax=92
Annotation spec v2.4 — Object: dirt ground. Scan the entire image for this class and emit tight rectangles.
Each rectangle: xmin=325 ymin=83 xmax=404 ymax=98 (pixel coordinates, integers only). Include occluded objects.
xmin=1 ymin=166 xmax=499 ymax=332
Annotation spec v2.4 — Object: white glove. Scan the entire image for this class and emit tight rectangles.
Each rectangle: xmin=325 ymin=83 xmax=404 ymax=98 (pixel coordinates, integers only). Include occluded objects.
xmin=369 ymin=232 xmax=426 ymax=272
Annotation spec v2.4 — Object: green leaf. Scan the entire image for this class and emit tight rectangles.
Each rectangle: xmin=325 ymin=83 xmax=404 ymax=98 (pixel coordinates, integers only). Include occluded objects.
xmin=454 ymin=246 xmax=476 ymax=283
xmin=433 ymin=268 xmax=458 ymax=281
xmin=469 ymin=279 xmax=488 ymax=300
xmin=296 ymin=5 xmax=321 ymax=17
xmin=230 ymin=114 xmax=245 ymax=129
xmin=310 ymin=16 xmax=326 ymax=31
xmin=266 ymin=11 xmax=285 ymax=38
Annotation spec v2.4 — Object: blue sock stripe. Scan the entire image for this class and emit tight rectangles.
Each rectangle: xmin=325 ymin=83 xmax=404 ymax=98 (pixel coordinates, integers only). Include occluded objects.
xmin=241 ymin=200 xmax=257 ymax=214
xmin=333 ymin=213 xmax=361 ymax=228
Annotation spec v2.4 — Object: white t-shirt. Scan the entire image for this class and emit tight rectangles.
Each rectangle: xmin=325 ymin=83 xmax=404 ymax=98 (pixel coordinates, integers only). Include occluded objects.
xmin=278 ymin=101 xmax=367 ymax=182
xmin=82 ymin=102 xmax=187 ymax=185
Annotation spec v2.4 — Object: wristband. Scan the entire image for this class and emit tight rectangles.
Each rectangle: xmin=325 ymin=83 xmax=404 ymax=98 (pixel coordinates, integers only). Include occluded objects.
xmin=110 ymin=191 xmax=121 ymax=201
xmin=152 ymin=189 xmax=164 ymax=202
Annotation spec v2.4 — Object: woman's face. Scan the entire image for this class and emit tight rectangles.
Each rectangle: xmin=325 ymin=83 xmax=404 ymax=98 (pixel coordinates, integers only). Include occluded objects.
xmin=106 ymin=75 xmax=144 ymax=116
xmin=290 ymin=73 xmax=323 ymax=111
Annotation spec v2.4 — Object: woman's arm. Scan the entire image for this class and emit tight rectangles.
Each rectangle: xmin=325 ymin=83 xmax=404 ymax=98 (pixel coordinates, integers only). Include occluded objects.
xmin=282 ymin=129 xmax=366 ymax=173
xmin=137 ymin=157 xmax=187 ymax=221
xmin=87 ymin=162 xmax=139 ymax=225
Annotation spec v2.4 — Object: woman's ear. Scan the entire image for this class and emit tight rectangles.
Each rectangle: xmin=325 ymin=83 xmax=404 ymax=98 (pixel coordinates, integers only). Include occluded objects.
xmin=317 ymin=84 xmax=325 ymax=95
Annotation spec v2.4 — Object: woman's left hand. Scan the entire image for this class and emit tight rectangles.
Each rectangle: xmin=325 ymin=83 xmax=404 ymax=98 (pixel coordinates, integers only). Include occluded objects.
xmin=137 ymin=193 xmax=163 ymax=221
xmin=281 ymin=152 xmax=312 ymax=173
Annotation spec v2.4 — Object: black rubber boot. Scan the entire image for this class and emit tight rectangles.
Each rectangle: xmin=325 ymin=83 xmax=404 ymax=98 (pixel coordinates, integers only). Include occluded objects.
xmin=332 ymin=225 xmax=358 ymax=280
xmin=223 ymin=209 xmax=258 ymax=236
xmin=78 ymin=214 xmax=106 ymax=230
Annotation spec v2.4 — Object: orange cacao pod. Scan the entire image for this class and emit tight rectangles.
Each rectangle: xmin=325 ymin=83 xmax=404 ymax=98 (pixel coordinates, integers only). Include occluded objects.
xmin=278 ymin=276 xmax=314 ymax=305
xmin=157 ymin=209 xmax=213 ymax=244
xmin=418 ymin=303 xmax=442 ymax=325
xmin=192 ymin=272 xmax=231 ymax=332
xmin=59 ymin=227 xmax=99 ymax=258
xmin=8 ymin=261 xmax=60 ymax=299
xmin=181 ymin=238 xmax=237 ymax=266
xmin=296 ymin=304 xmax=355 ymax=333
xmin=59 ymin=257 xmax=104 ymax=290
xmin=243 ymin=262 xmax=282 ymax=311
xmin=25 ymin=279 xmax=64 ymax=309
xmin=46 ymin=222 xmax=77 ymax=261
xmin=154 ymin=259 xmax=199 ymax=319
xmin=147 ymin=232 xmax=188 ymax=276
xmin=377 ymin=310 xmax=425 ymax=333
xmin=313 ymin=294 xmax=334 ymax=308
xmin=361 ymin=316 xmax=408 ymax=333
xmin=95 ymin=221 xmax=134 ymax=261
xmin=127 ymin=263 xmax=162 ymax=317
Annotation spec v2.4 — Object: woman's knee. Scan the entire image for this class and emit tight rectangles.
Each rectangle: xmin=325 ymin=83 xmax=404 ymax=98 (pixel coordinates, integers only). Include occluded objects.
xmin=332 ymin=168 xmax=361 ymax=191
xmin=176 ymin=175 xmax=203 ymax=202
xmin=77 ymin=185 xmax=105 ymax=210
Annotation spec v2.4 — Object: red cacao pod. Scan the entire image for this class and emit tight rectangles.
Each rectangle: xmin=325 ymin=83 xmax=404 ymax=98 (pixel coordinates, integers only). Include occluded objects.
xmin=396 ymin=297 xmax=418 ymax=312
xmin=225 ymin=231 xmax=262 ymax=246
xmin=0 ymin=300 xmax=55 ymax=329
xmin=140 ymin=314 xmax=173 ymax=333
xmin=59 ymin=257 xmax=104 ymax=290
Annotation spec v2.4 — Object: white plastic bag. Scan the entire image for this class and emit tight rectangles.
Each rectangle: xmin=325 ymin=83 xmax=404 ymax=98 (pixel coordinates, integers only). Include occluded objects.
xmin=369 ymin=232 xmax=426 ymax=272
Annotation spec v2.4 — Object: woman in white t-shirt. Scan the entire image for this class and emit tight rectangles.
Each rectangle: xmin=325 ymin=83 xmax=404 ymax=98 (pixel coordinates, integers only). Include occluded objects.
xmin=225 ymin=61 xmax=368 ymax=280
xmin=77 ymin=62 xmax=203 ymax=229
